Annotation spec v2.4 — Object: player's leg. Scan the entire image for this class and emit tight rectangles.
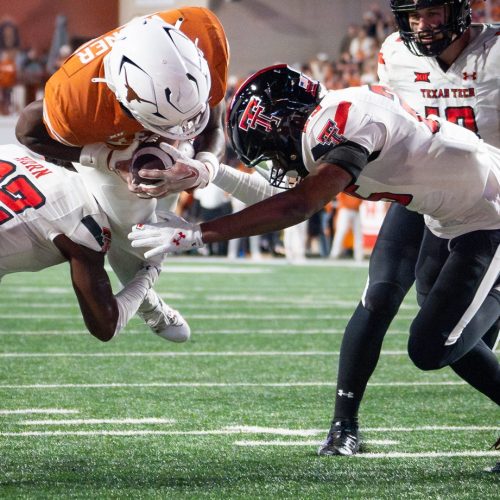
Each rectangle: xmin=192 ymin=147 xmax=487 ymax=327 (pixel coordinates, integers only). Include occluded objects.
xmin=408 ymin=230 xmax=500 ymax=404
xmin=416 ymin=228 xmax=499 ymax=349
xmin=319 ymin=204 xmax=425 ymax=456
xmin=75 ymin=164 xmax=189 ymax=342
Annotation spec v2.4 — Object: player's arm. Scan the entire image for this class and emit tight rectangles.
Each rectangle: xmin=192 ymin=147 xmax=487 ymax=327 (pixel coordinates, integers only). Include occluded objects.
xmin=16 ymin=100 xmax=139 ymax=178
xmin=53 ymin=234 xmax=159 ymax=341
xmin=201 ymin=163 xmax=352 ymax=242
xmin=129 ymin=163 xmax=353 ymax=258
xmin=15 ymin=100 xmax=82 ymax=163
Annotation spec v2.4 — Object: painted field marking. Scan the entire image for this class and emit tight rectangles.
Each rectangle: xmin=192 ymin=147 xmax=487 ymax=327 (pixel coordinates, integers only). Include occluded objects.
xmin=21 ymin=418 xmax=175 ymax=425
xmin=0 ymin=350 xmax=410 ymax=358
xmin=0 ymin=313 xmax=417 ymax=320
xmin=233 ymin=442 xmax=499 ymax=458
xmin=0 ymin=329 xmax=411 ymax=336
xmin=0 ymin=409 xmax=79 ymax=415
xmin=0 ymin=381 xmax=471 ymax=389
xmin=235 ymin=439 xmax=398 ymax=447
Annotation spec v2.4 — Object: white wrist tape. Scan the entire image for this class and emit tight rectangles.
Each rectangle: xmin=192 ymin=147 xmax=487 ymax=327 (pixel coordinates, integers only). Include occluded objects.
xmin=195 ymin=151 xmax=220 ymax=181
xmin=79 ymin=143 xmax=113 ymax=170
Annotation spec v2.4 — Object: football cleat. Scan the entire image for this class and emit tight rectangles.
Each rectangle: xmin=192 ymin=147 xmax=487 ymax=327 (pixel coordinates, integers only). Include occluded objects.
xmin=318 ymin=418 xmax=360 ymax=456
xmin=138 ymin=296 xmax=190 ymax=343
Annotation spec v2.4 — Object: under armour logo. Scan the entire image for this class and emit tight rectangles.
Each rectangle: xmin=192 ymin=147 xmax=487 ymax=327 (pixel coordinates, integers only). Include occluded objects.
xmin=172 ymin=231 xmax=186 ymax=246
xmin=463 ymin=71 xmax=477 ymax=81
xmin=337 ymin=389 xmax=354 ymax=399
xmin=414 ymin=72 xmax=430 ymax=83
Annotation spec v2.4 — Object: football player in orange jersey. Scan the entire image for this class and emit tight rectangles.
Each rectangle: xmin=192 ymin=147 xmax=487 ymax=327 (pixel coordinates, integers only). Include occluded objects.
xmin=16 ymin=7 xmax=229 ymax=192
xmin=15 ymin=7 xmax=229 ymax=342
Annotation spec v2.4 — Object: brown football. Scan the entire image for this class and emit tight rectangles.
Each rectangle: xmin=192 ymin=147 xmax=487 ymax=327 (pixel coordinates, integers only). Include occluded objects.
xmin=130 ymin=144 xmax=174 ymax=185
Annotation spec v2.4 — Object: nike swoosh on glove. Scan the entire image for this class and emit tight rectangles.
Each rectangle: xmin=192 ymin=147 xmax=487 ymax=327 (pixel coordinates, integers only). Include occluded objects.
xmin=128 ymin=212 xmax=204 ymax=259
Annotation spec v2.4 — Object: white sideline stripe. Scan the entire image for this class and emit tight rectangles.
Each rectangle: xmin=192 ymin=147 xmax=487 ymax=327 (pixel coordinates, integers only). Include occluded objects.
xmin=0 ymin=350 xmax=409 ymax=358
xmin=21 ymin=418 xmax=175 ymax=425
xmin=0 ymin=329 xmax=411 ymax=336
xmin=0 ymin=313 xmax=416 ymax=320
xmin=0 ymin=381 xmax=470 ymax=389
xmin=0 ymin=409 xmax=79 ymax=415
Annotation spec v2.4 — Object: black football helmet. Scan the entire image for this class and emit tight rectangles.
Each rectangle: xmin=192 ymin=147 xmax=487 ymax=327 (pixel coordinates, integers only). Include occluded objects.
xmin=227 ymin=64 xmax=322 ymax=188
xmin=390 ymin=0 xmax=471 ymax=56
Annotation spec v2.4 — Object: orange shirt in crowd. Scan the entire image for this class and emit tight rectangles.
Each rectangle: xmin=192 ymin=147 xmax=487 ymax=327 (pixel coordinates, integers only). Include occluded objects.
xmin=0 ymin=54 xmax=16 ymax=88
xmin=43 ymin=7 xmax=229 ymax=147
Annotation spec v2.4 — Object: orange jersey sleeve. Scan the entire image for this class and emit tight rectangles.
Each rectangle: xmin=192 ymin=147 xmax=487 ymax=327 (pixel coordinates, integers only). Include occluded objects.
xmin=43 ymin=7 xmax=229 ymax=147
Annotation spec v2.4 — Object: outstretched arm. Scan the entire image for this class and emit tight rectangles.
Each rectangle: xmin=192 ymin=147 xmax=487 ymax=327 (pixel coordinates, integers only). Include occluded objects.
xmin=129 ymin=163 xmax=353 ymax=258
xmin=53 ymin=234 xmax=158 ymax=341
xmin=201 ymin=163 xmax=353 ymax=242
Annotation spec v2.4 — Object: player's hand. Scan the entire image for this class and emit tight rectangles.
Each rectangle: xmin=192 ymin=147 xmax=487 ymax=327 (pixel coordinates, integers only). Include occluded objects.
xmin=137 ymin=143 xmax=215 ymax=198
xmin=128 ymin=211 xmax=203 ymax=259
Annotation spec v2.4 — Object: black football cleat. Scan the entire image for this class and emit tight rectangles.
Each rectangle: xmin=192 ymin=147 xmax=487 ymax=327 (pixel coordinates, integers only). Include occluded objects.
xmin=318 ymin=418 xmax=360 ymax=456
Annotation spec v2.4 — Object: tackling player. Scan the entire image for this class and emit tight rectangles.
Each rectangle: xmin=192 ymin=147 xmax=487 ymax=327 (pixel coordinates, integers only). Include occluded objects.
xmin=316 ymin=0 xmax=500 ymax=458
xmin=0 ymin=144 xmax=174 ymax=341
xmin=128 ymin=65 xmax=500 ymax=450
xmin=15 ymin=7 xmax=230 ymax=341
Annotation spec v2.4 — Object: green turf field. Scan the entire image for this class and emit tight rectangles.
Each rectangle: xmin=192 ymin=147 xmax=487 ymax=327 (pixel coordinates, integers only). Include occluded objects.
xmin=0 ymin=259 xmax=498 ymax=498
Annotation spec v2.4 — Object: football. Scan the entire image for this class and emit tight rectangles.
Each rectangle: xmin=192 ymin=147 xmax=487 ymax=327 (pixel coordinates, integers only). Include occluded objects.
xmin=130 ymin=140 xmax=175 ymax=185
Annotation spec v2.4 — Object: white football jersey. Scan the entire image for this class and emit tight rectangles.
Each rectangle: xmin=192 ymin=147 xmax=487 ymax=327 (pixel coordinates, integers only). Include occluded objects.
xmin=301 ymin=86 xmax=500 ymax=239
xmin=0 ymin=145 xmax=110 ymax=277
xmin=378 ymin=24 xmax=500 ymax=148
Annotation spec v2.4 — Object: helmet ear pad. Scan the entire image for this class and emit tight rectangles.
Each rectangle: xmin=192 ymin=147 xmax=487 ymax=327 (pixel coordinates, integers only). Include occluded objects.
xmin=103 ymin=16 xmax=211 ymax=140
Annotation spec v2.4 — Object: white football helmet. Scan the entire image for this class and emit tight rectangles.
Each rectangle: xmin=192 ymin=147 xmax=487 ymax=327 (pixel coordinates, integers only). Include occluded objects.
xmin=103 ymin=16 xmax=211 ymax=140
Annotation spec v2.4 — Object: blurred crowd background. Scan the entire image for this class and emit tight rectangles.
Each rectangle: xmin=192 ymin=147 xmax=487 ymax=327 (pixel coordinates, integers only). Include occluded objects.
xmin=1 ymin=0 xmax=498 ymax=262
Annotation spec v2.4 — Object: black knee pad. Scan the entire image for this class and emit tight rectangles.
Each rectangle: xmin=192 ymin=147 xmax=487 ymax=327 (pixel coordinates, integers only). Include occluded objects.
xmin=363 ymin=281 xmax=407 ymax=317
xmin=407 ymin=335 xmax=439 ymax=371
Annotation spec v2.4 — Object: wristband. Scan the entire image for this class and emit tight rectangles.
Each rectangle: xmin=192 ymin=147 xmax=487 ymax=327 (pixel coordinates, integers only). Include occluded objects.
xmin=195 ymin=151 xmax=220 ymax=181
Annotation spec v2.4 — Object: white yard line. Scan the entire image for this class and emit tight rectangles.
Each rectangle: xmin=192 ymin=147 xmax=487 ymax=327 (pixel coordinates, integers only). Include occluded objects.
xmin=0 ymin=329 xmax=410 ymax=336
xmin=0 ymin=381 xmax=469 ymax=389
xmin=0 ymin=409 xmax=79 ymax=415
xmin=0 ymin=313 xmax=417 ymax=320
xmin=234 ymin=442 xmax=499 ymax=458
xmin=21 ymin=418 xmax=175 ymax=425
xmin=0 ymin=350 xmax=409 ymax=358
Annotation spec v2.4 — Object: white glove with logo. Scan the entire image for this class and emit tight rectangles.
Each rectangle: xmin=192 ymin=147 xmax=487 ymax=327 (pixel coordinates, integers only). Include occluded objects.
xmin=138 ymin=142 xmax=220 ymax=196
xmin=128 ymin=211 xmax=204 ymax=259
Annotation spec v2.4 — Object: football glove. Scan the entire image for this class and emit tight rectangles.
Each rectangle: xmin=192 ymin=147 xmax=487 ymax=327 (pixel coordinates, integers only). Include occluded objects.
xmin=128 ymin=211 xmax=203 ymax=259
xmin=137 ymin=142 xmax=219 ymax=197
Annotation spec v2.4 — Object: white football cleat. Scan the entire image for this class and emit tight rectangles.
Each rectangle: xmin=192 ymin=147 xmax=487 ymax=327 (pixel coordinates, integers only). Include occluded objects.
xmin=138 ymin=295 xmax=190 ymax=343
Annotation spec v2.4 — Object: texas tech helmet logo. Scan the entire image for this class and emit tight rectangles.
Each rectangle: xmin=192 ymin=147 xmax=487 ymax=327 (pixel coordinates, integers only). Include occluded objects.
xmin=239 ymin=96 xmax=282 ymax=133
